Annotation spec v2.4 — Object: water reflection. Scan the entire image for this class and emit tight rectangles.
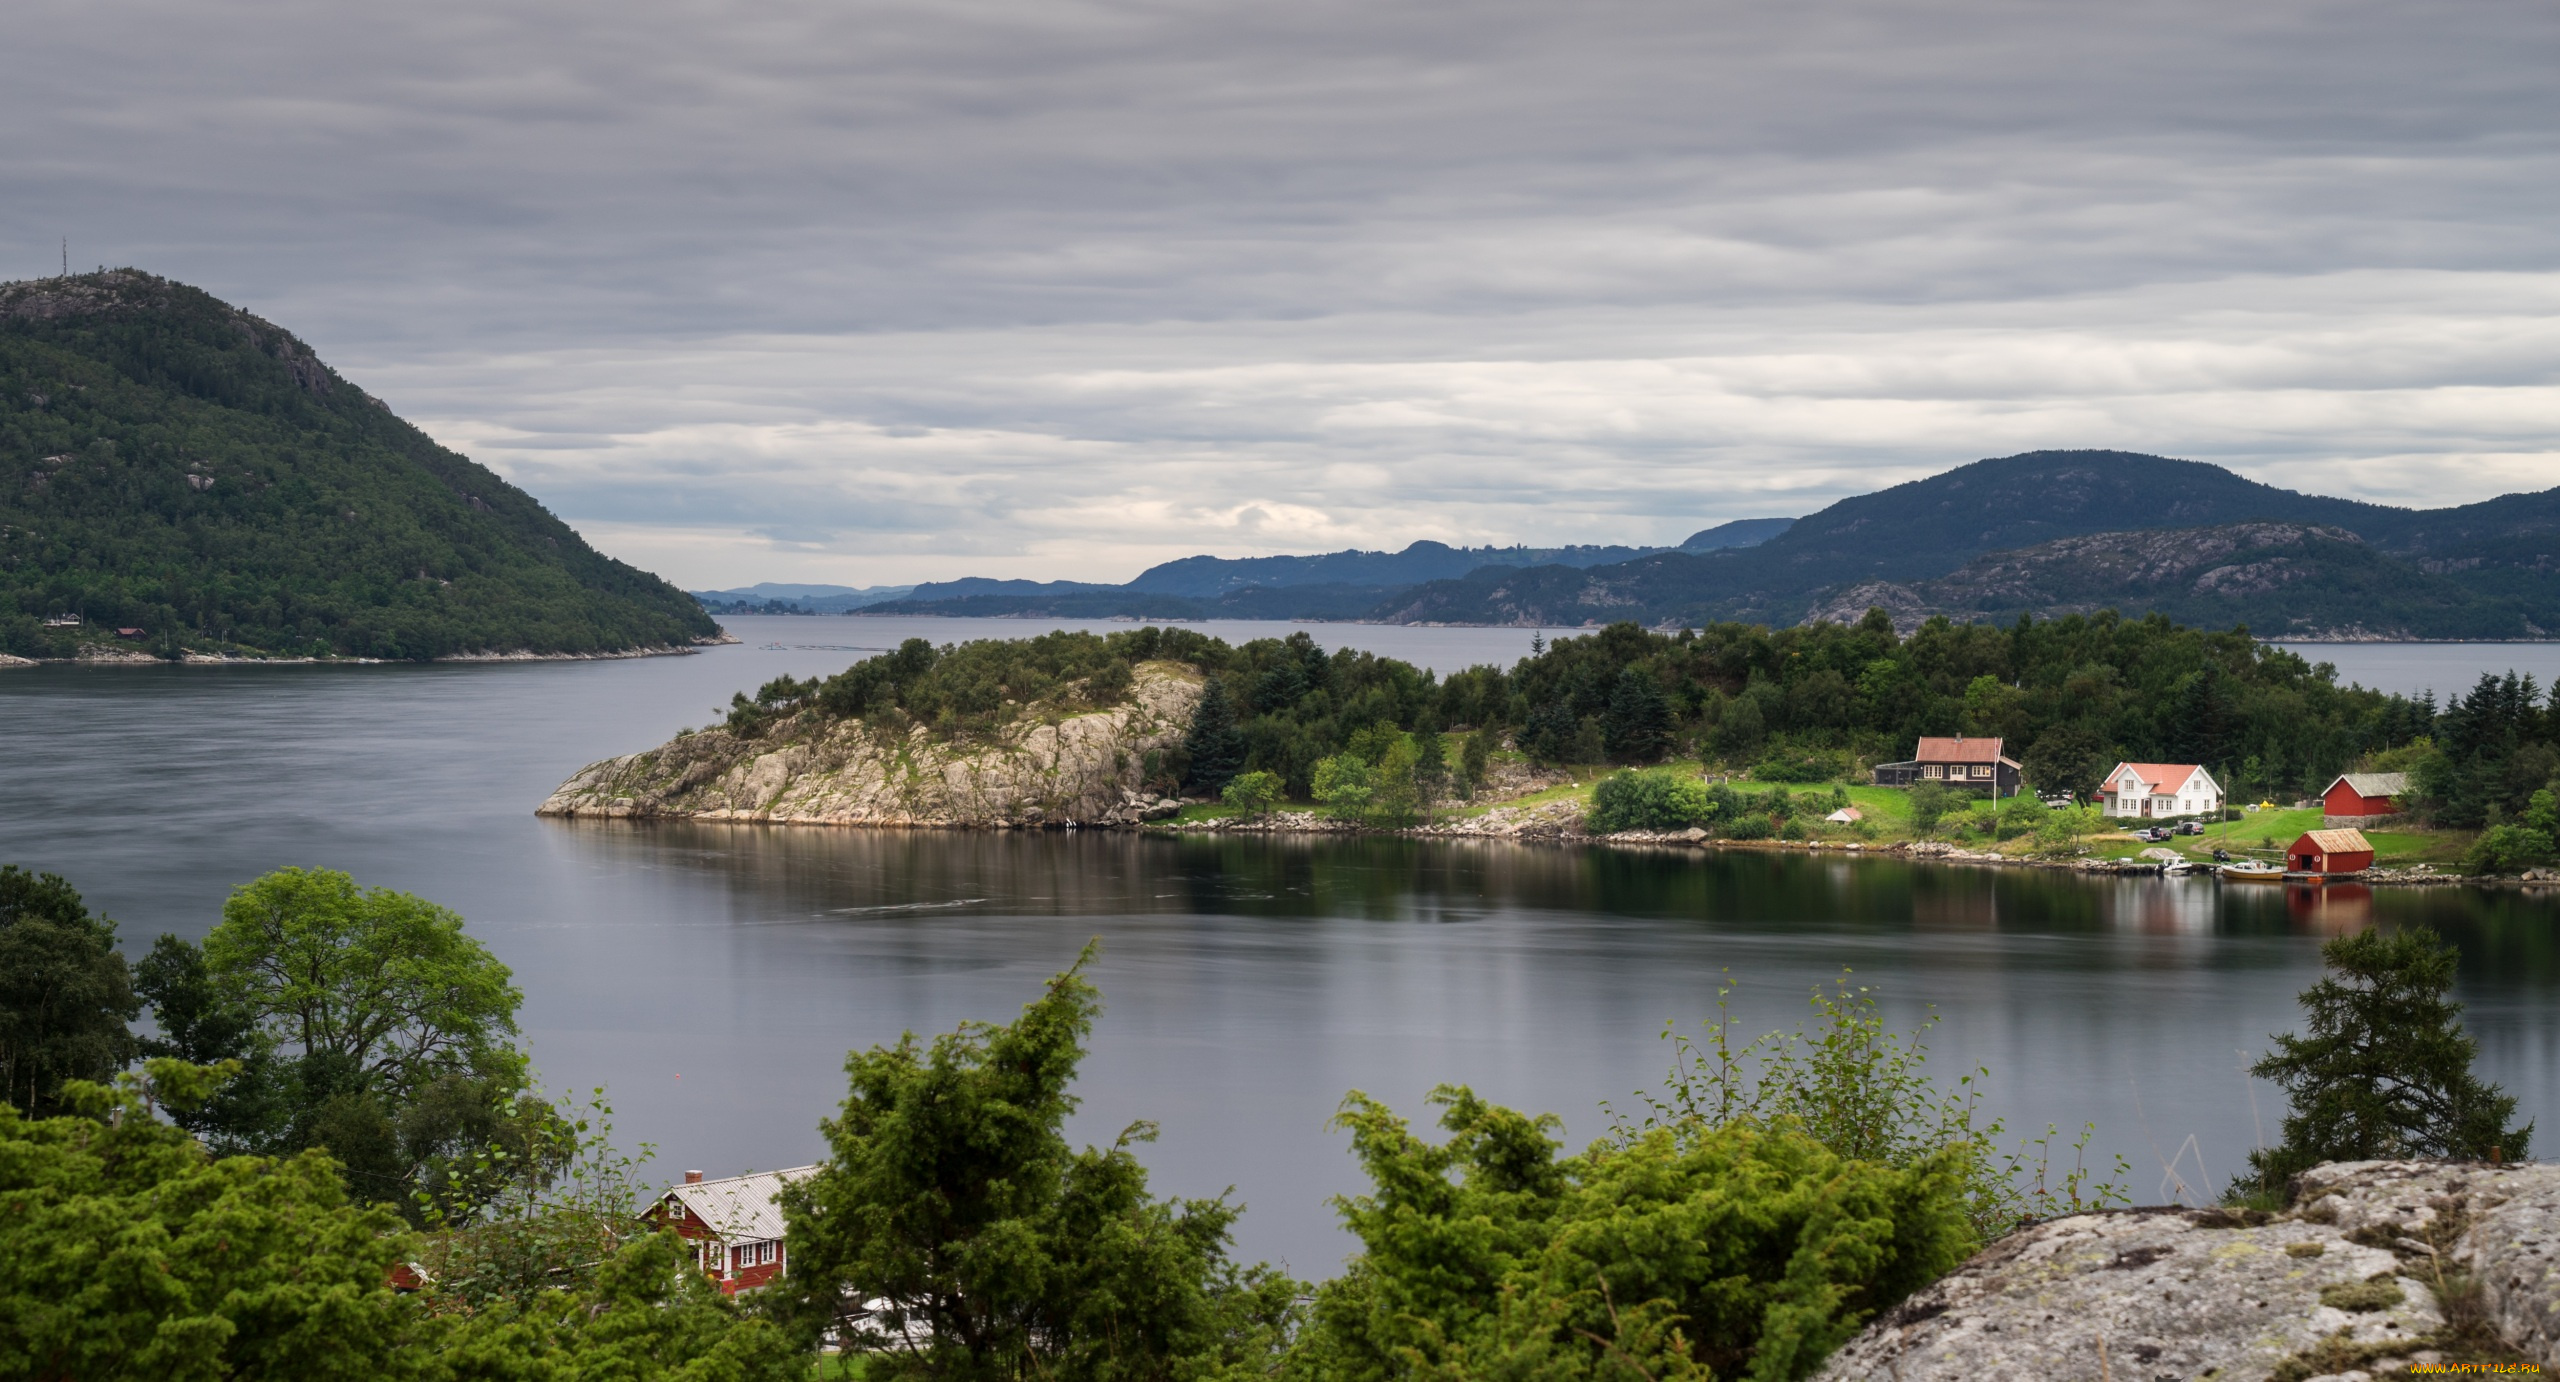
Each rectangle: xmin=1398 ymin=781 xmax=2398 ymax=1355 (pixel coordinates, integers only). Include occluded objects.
xmin=534 ymin=823 xmax=2555 ymax=1271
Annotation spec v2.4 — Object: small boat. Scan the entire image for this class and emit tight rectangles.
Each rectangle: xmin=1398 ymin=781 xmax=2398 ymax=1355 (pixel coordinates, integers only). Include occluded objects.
xmin=2220 ymin=861 xmax=2284 ymax=883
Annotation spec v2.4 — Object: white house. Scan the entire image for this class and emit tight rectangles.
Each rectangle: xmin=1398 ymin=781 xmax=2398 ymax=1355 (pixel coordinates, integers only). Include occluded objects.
xmin=2100 ymin=762 xmax=2223 ymax=819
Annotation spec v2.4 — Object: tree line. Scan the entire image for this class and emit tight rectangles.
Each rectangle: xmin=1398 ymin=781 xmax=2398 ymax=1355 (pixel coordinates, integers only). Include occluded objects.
xmin=714 ymin=610 xmax=2450 ymax=820
xmin=1 ymin=857 xmax=2531 ymax=1379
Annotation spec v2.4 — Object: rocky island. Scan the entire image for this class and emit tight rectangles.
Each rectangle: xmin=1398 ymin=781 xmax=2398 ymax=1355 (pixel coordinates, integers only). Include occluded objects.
xmin=540 ymin=656 xmax=1206 ymax=828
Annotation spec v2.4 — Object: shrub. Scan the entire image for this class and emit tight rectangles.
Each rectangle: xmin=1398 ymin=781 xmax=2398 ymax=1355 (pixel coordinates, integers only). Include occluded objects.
xmin=2464 ymin=822 xmax=2554 ymax=874
xmin=1221 ymin=771 xmax=1284 ymax=816
xmin=1588 ymin=768 xmax=1715 ymax=832
xmin=1609 ymin=975 xmax=2130 ymax=1239
xmin=1293 ymin=1088 xmax=1974 ymax=1382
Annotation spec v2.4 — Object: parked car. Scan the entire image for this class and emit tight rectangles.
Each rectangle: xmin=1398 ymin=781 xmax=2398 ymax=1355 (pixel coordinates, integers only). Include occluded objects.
xmin=2176 ymin=821 xmax=2205 ymax=836
xmin=2139 ymin=826 xmax=2173 ymax=842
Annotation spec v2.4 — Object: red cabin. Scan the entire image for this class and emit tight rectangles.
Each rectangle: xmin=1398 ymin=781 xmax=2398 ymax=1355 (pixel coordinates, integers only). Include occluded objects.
xmin=2287 ymin=828 xmax=2375 ymax=876
xmin=2321 ymin=773 xmax=2408 ymax=820
xmin=640 ymin=1165 xmax=818 ymax=1294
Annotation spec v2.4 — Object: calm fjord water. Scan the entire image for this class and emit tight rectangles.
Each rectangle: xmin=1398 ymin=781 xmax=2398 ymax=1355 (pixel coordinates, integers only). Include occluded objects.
xmin=2 ymin=616 xmax=2554 ymax=1275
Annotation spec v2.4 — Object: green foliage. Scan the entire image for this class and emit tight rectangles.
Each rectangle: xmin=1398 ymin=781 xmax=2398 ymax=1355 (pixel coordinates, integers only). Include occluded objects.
xmin=1220 ymin=771 xmax=1284 ymax=816
xmin=2019 ymin=725 xmax=2107 ymax=798
xmin=1460 ymin=728 xmax=1494 ymax=797
xmin=1601 ymin=666 xmax=1674 ymax=763
xmin=421 ymin=1229 xmax=811 ymax=1382
xmin=0 ymin=271 xmax=714 ymax=660
xmin=1905 ymin=781 xmax=1959 ymax=836
xmin=1184 ymin=677 xmax=1248 ymax=795
xmin=154 ymin=867 xmax=545 ymax=1219
xmin=2463 ymin=822 xmax=2554 ymax=874
xmin=2409 ymin=671 xmax=2557 ymax=828
xmin=1588 ymin=768 xmax=1716 ymax=833
xmin=2244 ymin=927 xmax=2532 ymax=1194
xmin=1991 ymin=793 xmax=2047 ymax=841
xmin=0 ymin=865 xmax=137 ymax=1117
xmin=1291 ymin=1086 xmax=1975 ymax=1382
xmin=0 ymin=1062 xmax=417 ymax=1380
xmin=1608 ymin=975 xmax=2129 ymax=1239
xmin=775 ymin=945 xmax=1303 ymax=1382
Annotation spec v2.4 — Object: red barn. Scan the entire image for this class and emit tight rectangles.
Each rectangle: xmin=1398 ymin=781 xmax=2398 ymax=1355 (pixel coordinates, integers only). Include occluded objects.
xmin=2321 ymin=772 xmax=2409 ymax=821
xmin=2287 ymin=828 xmax=2375 ymax=876
xmin=640 ymin=1165 xmax=817 ymax=1294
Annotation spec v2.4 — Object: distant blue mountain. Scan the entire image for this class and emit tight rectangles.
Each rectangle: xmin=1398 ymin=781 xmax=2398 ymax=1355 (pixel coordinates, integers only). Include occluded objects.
xmin=1122 ymin=523 xmax=1794 ymax=599
xmin=901 ymin=577 xmax=1117 ymax=602
xmin=689 ymin=581 xmax=916 ymax=614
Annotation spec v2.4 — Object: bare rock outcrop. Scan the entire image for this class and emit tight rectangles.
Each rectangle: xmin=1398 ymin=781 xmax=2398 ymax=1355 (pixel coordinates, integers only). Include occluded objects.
xmin=538 ymin=662 xmax=1202 ymax=828
xmin=1816 ymin=1159 xmax=2559 ymax=1381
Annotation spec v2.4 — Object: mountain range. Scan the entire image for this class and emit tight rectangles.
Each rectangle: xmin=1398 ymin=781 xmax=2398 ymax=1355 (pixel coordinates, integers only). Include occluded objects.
xmin=802 ymin=453 xmax=2560 ymax=639
xmin=1 ymin=270 xmax=717 ymax=659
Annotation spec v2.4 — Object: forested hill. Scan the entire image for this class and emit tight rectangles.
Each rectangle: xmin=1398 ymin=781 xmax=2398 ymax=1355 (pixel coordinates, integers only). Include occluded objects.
xmin=0 ymin=270 xmax=718 ymax=660
xmin=1377 ymin=452 xmax=2560 ymax=633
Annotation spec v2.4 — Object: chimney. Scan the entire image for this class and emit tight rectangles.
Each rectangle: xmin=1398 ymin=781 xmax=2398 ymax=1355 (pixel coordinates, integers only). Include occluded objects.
xmin=684 ymin=1170 xmax=703 ymax=1184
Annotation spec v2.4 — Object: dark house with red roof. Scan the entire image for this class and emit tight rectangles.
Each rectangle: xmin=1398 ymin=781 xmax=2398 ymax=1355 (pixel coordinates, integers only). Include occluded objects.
xmin=1870 ymin=735 xmax=2023 ymax=797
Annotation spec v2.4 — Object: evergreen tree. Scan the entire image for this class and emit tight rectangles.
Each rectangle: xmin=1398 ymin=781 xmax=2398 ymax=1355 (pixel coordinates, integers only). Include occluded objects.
xmin=0 ymin=866 xmax=137 ymax=1118
xmin=1602 ymin=665 xmax=1674 ymax=763
xmin=2244 ymin=926 xmax=2532 ymax=1194
xmin=775 ymin=946 xmax=1301 ymax=1376
xmin=1183 ymin=677 xmax=1248 ymax=796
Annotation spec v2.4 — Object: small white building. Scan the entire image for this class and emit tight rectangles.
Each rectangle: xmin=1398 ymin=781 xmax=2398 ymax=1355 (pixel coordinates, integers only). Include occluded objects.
xmin=2100 ymin=762 xmax=2223 ymax=819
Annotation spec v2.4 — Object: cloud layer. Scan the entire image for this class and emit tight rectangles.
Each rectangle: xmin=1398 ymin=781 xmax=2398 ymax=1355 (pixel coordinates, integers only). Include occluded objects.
xmin=8 ymin=0 xmax=2557 ymax=583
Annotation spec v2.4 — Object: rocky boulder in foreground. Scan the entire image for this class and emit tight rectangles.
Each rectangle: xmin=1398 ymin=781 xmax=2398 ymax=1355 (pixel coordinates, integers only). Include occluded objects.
xmin=538 ymin=662 xmax=1202 ymax=827
xmin=1817 ymin=1159 xmax=2559 ymax=1381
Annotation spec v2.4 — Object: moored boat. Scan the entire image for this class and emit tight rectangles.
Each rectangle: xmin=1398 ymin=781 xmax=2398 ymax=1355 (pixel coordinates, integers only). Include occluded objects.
xmin=2219 ymin=861 xmax=2284 ymax=883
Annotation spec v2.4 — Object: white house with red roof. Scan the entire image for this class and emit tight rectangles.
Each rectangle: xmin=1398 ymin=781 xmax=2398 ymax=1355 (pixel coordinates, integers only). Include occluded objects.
xmin=640 ymin=1165 xmax=818 ymax=1294
xmin=2100 ymin=762 xmax=2222 ymax=818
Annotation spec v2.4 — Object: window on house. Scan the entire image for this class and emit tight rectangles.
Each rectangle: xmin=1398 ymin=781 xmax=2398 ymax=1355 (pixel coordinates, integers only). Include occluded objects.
xmin=1924 ymin=765 xmax=1944 ymax=778
xmin=1970 ymin=765 xmax=1990 ymax=779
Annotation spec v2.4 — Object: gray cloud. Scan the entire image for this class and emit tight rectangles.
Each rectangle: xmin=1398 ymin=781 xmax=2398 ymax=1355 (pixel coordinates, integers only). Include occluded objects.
xmin=6 ymin=0 xmax=2556 ymax=584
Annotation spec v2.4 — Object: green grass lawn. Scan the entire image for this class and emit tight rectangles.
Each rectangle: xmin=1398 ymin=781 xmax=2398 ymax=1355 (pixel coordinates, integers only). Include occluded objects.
xmin=812 ymin=1353 xmax=870 ymax=1380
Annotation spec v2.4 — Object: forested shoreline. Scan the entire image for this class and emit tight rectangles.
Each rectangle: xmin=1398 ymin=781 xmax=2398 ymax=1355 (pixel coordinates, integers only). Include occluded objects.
xmin=710 ymin=609 xmax=2560 ymax=838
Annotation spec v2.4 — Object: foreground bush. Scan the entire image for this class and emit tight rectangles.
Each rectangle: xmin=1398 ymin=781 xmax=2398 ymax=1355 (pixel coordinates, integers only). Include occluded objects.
xmin=0 ymin=1062 xmax=801 ymax=1382
xmin=1290 ymin=1089 xmax=1974 ymax=1382
xmin=1588 ymin=768 xmax=1715 ymax=831
xmin=776 ymin=944 xmax=1303 ymax=1381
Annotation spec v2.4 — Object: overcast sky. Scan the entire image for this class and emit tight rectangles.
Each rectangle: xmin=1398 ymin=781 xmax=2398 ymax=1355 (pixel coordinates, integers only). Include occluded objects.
xmin=8 ymin=0 xmax=2557 ymax=586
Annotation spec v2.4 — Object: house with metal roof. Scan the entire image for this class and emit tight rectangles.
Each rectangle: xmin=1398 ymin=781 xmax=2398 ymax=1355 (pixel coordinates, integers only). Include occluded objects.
xmin=640 ymin=1165 xmax=819 ymax=1294
xmin=2321 ymin=772 xmax=2410 ymax=822
xmin=2099 ymin=762 xmax=2223 ymax=819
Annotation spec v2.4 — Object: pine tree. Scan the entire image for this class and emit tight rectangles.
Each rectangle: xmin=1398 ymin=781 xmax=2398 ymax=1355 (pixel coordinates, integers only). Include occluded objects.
xmin=1603 ymin=665 xmax=1675 ymax=763
xmin=2244 ymin=926 xmax=2531 ymax=1194
xmin=1182 ymin=677 xmax=1246 ymax=795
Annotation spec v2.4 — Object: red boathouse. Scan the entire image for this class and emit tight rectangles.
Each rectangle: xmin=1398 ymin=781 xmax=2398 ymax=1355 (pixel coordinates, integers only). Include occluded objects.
xmin=2287 ymin=828 xmax=2376 ymax=876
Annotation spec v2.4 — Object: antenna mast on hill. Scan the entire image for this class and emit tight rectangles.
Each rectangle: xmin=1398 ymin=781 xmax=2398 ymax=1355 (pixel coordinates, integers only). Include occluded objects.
xmin=62 ymin=238 xmax=68 ymax=277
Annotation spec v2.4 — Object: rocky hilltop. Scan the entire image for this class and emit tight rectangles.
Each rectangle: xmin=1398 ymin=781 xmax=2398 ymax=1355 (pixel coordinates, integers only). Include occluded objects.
xmin=538 ymin=662 xmax=1203 ymax=828
xmin=1817 ymin=1158 xmax=2559 ymax=1380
